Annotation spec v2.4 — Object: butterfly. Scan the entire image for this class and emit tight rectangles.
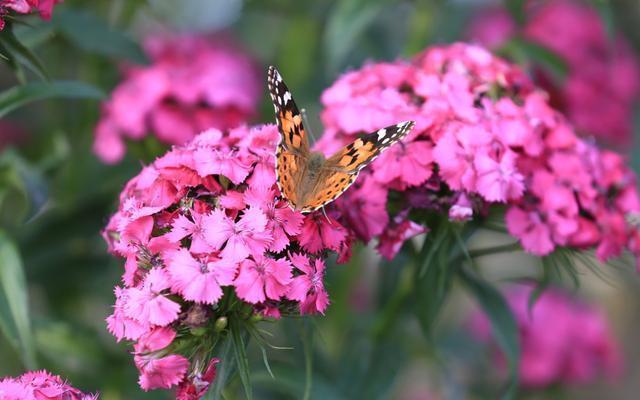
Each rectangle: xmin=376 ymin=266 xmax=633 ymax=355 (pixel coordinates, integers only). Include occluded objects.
xmin=267 ymin=66 xmax=415 ymax=213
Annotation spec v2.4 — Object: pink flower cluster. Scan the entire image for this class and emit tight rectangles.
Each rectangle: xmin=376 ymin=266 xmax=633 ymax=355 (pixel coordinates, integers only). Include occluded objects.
xmin=470 ymin=286 xmax=622 ymax=388
xmin=94 ymin=34 xmax=261 ymax=164
xmin=318 ymin=43 xmax=640 ymax=265
xmin=467 ymin=1 xmax=640 ymax=146
xmin=0 ymin=370 xmax=97 ymax=400
xmin=0 ymin=0 xmax=60 ymax=29
xmin=104 ymin=124 xmax=346 ymax=395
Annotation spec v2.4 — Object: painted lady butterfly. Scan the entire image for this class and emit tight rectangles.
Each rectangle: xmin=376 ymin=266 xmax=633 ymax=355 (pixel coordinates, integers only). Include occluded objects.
xmin=267 ymin=66 xmax=415 ymax=213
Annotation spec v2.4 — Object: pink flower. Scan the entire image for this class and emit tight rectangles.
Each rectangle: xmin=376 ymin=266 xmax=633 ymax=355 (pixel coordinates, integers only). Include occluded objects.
xmin=288 ymin=253 xmax=329 ymax=314
xmin=0 ymin=370 xmax=97 ymax=400
xmin=298 ymin=213 xmax=348 ymax=254
xmin=474 ymin=150 xmax=524 ymax=202
xmin=103 ymin=125 xmax=351 ymax=396
xmin=373 ymin=140 xmax=434 ymax=188
xmin=505 ymin=206 xmax=555 ymax=256
xmin=106 ymin=287 xmax=149 ymax=341
xmin=167 ymin=249 xmax=237 ymax=304
xmin=244 ymin=187 xmax=304 ymax=252
xmin=203 ymin=207 xmax=272 ymax=263
xmin=94 ymin=34 xmax=260 ymax=163
xmin=166 ymin=212 xmax=213 ymax=254
xmin=176 ymin=358 xmax=220 ymax=400
xmin=467 ymin=1 xmax=640 ymax=146
xmin=469 ymin=285 xmax=622 ymax=388
xmin=377 ymin=214 xmax=426 ymax=260
xmin=125 ymin=268 xmax=181 ymax=326
xmin=320 ymin=42 xmax=640 ymax=269
xmin=235 ymin=255 xmax=292 ymax=304
xmin=0 ymin=0 xmax=61 ymax=30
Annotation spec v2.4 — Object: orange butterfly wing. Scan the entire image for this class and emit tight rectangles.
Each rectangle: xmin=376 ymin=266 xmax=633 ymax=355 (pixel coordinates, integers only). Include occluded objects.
xmin=268 ymin=66 xmax=311 ymax=208
xmin=299 ymin=121 xmax=416 ymax=212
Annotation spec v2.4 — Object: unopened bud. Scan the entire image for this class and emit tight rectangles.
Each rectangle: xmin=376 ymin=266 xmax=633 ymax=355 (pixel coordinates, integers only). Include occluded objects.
xmin=214 ymin=316 xmax=228 ymax=332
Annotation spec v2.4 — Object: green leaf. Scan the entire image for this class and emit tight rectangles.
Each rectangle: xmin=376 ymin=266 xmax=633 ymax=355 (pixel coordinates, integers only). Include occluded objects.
xmin=0 ymin=80 xmax=104 ymax=118
xmin=0 ymin=230 xmax=36 ymax=369
xmin=413 ymin=229 xmax=454 ymax=338
xmin=0 ymin=149 xmax=48 ymax=225
xmin=459 ymin=267 xmax=520 ymax=400
xmin=53 ymin=7 xmax=148 ymax=64
xmin=0 ymin=25 xmax=49 ymax=81
xmin=230 ymin=318 xmax=253 ymax=400
xmin=500 ymin=37 xmax=569 ymax=83
xmin=504 ymin=0 xmax=527 ymax=26
xmin=206 ymin=336 xmax=234 ymax=400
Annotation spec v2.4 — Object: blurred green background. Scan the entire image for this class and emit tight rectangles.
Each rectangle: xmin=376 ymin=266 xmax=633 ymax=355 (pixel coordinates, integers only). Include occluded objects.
xmin=1 ymin=0 xmax=640 ymax=399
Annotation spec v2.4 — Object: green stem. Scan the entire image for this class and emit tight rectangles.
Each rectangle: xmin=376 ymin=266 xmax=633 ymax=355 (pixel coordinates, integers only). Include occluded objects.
xmin=468 ymin=242 xmax=522 ymax=259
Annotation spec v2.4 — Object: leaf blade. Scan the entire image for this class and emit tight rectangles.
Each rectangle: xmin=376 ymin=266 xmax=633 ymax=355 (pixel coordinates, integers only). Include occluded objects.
xmin=0 ymin=230 xmax=36 ymax=369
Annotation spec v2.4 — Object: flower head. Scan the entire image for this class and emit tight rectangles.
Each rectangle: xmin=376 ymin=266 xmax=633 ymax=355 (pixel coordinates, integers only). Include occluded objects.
xmin=94 ymin=34 xmax=260 ymax=163
xmin=469 ymin=285 xmax=622 ymax=388
xmin=103 ymin=124 xmax=352 ymax=395
xmin=0 ymin=370 xmax=97 ymax=400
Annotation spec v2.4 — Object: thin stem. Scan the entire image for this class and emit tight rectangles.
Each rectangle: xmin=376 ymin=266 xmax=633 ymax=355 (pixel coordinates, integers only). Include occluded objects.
xmin=468 ymin=242 xmax=522 ymax=259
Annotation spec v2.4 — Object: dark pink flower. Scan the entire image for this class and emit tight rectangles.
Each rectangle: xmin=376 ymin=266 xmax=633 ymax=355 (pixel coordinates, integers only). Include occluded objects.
xmin=377 ymin=214 xmax=426 ymax=260
xmin=298 ymin=213 xmax=348 ymax=254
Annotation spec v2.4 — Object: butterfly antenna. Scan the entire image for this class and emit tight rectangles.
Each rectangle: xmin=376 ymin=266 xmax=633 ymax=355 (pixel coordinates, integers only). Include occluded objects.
xmin=320 ymin=206 xmax=333 ymax=225
xmin=300 ymin=108 xmax=317 ymax=145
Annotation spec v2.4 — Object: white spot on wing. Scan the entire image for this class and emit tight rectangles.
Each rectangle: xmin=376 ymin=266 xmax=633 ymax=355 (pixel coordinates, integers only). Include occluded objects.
xmin=376 ymin=128 xmax=386 ymax=140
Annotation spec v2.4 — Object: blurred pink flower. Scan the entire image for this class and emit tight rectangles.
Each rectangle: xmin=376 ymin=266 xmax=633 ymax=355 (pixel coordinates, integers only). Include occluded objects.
xmin=0 ymin=370 xmax=97 ymax=400
xmin=470 ymin=286 xmax=622 ymax=388
xmin=320 ymin=42 xmax=640 ymax=265
xmin=378 ymin=214 xmax=426 ymax=261
xmin=103 ymin=125 xmax=351 ymax=395
xmin=467 ymin=1 xmax=640 ymax=146
xmin=0 ymin=0 xmax=61 ymax=29
xmin=94 ymin=34 xmax=260 ymax=163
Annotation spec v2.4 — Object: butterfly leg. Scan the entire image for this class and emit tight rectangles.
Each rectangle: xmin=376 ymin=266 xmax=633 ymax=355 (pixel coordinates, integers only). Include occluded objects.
xmin=320 ymin=205 xmax=333 ymax=225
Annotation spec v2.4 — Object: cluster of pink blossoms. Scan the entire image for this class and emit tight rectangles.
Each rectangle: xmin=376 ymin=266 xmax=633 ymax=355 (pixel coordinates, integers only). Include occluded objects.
xmin=0 ymin=0 xmax=60 ymax=29
xmin=470 ymin=285 xmax=622 ymax=388
xmin=318 ymin=43 xmax=640 ymax=265
xmin=94 ymin=34 xmax=261 ymax=164
xmin=467 ymin=0 xmax=640 ymax=146
xmin=0 ymin=370 xmax=97 ymax=400
xmin=104 ymin=124 xmax=348 ymax=396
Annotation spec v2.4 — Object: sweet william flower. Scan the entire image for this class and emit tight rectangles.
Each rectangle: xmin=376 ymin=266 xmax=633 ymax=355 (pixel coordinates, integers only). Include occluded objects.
xmin=167 ymin=249 xmax=237 ymax=305
xmin=125 ymin=268 xmax=181 ymax=326
xmin=320 ymin=42 xmax=640 ymax=265
xmin=0 ymin=370 xmax=97 ymax=400
xmin=94 ymin=34 xmax=260 ymax=163
xmin=203 ymin=207 xmax=272 ymax=263
xmin=469 ymin=285 xmax=622 ymax=388
xmin=104 ymin=124 xmax=351 ymax=396
xmin=235 ymin=255 xmax=293 ymax=304
xmin=288 ymin=253 xmax=329 ymax=315
xmin=467 ymin=1 xmax=640 ymax=146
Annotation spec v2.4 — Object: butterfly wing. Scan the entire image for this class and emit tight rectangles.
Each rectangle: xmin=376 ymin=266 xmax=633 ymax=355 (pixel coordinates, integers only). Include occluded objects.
xmin=326 ymin=121 xmax=415 ymax=173
xmin=299 ymin=121 xmax=415 ymax=212
xmin=267 ymin=66 xmax=310 ymax=154
xmin=268 ymin=66 xmax=311 ymax=208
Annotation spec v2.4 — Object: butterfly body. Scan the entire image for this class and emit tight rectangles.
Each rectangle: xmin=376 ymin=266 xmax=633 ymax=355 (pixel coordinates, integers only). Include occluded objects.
xmin=268 ymin=66 xmax=415 ymax=213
